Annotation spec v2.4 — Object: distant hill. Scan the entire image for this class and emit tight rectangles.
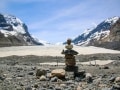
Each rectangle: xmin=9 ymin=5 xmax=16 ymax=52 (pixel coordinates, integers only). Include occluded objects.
xmin=0 ymin=13 xmax=43 ymax=47
xmin=72 ymin=16 xmax=120 ymax=50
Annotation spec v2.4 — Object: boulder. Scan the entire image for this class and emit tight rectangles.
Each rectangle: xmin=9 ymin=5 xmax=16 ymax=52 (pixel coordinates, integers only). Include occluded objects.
xmin=36 ymin=68 xmax=46 ymax=77
xmin=51 ymin=69 xmax=65 ymax=78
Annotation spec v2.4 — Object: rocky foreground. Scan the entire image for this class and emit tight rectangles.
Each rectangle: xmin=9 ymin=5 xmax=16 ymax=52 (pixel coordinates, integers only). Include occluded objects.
xmin=0 ymin=54 xmax=120 ymax=90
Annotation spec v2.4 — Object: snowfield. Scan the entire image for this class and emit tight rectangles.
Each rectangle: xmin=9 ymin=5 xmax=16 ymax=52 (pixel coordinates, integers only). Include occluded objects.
xmin=0 ymin=45 xmax=120 ymax=57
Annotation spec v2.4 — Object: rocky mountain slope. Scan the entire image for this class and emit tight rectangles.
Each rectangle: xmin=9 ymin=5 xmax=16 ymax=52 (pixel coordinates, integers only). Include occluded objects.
xmin=72 ymin=16 xmax=120 ymax=50
xmin=0 ymin=13 xmax=43 ymax=47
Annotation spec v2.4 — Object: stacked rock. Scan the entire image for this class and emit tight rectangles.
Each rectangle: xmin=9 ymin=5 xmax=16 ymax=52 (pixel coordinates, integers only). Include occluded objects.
xmin=62 ymin=39 xmax=78 ymax=71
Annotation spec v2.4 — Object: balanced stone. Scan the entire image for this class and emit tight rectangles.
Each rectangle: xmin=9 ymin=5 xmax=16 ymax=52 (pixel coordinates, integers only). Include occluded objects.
xmin=61 ymin=39 xmax=78 ymax=67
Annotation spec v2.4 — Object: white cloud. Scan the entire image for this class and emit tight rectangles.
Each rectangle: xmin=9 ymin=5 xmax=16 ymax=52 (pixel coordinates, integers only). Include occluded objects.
xmin=28 ymin=2 xmax=86 ymax=30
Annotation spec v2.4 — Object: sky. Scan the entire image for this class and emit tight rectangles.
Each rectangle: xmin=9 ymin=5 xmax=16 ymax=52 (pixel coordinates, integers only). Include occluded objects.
xmin=0 ymin=0 xmax=120 ymax=44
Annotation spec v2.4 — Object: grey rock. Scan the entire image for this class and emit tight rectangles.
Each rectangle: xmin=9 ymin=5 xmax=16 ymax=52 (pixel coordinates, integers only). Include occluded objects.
xmin=85 ymin=73 xmax=93 ymax=83
xmin=55 ymin=86 xmax=62 ymax=90
xmin=70 ymin=84 xmax=75 ymax=88
xmin=50 ymin=76 xmax=58 ymax=82
xmin=101 ymin=87 xmax=111 ymax=90
xmin=17 ymin=74 xmax=25 ymax=77
xmin=48 ymin=86 xmax=55 ymax=89
xmin=25 ymin=86 xmax=32 ymax=90
xmin=40 ymin=88 xmax=47 ymax=90
xmin=34 ymin=83 xmax=39 ymax=88
xmin=28 ymin=72 xmax=34 ymax=75
xmin=75 ymin=77 xmax=81 ymax=82
xmin=36 ymin=68 xmax=46 ymax=77
xmin=0 ymin=76 xmax=5 ymax=81
xmin=66 ymin=80 xmax=74 ymax=84
xmin=109 ymin=76 xmax=116 ymax=82
xmin=17 ymin=67 xmax=23 ymax=71
xmin=111 ymin=84 xmax=120 ymax=90
xmin=16 ymin=87 xmax=23 ymax=90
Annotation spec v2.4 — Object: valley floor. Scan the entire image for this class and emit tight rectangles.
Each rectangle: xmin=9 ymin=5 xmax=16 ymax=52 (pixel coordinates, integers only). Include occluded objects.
xmin=0 ymin=45 xmax=120 ymax=90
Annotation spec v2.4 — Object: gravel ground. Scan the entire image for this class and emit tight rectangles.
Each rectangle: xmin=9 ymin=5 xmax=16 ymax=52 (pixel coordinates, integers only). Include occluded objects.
xmin=0 ymin=54 xmax=120 ymax=90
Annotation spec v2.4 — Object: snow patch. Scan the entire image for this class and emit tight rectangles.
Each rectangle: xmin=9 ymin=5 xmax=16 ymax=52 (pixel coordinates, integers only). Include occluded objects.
xmin=0 ymin=30 xmax=17 ymax=37
xmin=104 ymin=16 xmax=119 ymax=24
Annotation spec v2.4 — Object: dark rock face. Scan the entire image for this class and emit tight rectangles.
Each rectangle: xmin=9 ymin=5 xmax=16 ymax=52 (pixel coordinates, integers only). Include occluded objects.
xmin=92 ymin=19 xmax=120 ymax=50
xmin=0 ymin=14 xmax=6 ymax=23
xmin=0 ymin=13 xmax=43 ymax=47
xmin=0 ymin=14 xmax=13 ymax=31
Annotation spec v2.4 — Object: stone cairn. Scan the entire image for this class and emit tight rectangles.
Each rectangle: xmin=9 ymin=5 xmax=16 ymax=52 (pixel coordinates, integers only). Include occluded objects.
xmin=62 ymin=39 xmax=78 ymax=76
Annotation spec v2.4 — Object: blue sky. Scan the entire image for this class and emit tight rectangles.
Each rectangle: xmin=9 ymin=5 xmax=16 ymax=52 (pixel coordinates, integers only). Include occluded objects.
xmin=0 ymin=0 xmax=120 ymax=43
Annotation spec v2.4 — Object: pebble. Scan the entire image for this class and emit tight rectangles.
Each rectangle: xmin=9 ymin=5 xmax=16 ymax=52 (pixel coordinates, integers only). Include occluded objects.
xmin=0 ymin=75 xmax=5 ymax=81
xmin=34 ymin=83 xmax=39 ymax=88
xmin=109 ymin=76 xmax=116 ymax=82
xmin=28 ymin=72 xmax=34 ymax=75
xmin=40 ymin=75 xmax=46 ymax=81
xmin=60 ymin=84 xmax=66 ymax=88
xmin=17 ymin=74 xmax=25 ymax=77
xmin=55 ymin=86 xmax=62 ymax=90
xmin=115 ymin=77 xmax=120 ymax=82
xmin=77 ymin=86 xmax=83 ymax=90
xmin=85 ymin=73 xmax=93 ymax=83
xmin=25 ymin=86 xmax=32 ymax=90
xmin=16 ymin=87 xmax=23 ymax=90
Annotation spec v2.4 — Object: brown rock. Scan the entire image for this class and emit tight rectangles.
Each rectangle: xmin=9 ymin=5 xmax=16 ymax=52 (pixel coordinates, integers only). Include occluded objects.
xmin=65 ymin=54 xmax=75 ymax=59
xmin=77 ymin=86 xmax=83 ymax=90
xmin=51 ymin=69 xmax=65 ymax=78
xmin=65 ymin=58 xmax=76 ymax=66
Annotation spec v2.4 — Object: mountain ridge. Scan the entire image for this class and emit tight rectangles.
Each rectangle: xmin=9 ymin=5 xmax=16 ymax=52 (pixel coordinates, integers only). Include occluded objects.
xmin=72 ymin=16 xmax=120 ymax=50
xmin=0 ymin=13 xmax=43 ymax=47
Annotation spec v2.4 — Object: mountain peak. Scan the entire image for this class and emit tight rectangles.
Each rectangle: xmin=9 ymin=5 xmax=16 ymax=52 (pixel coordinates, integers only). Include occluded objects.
xmin=104 ymin=16 xmax=120 ymax=24
xmin=3 ymin=14 xmax=26 ymax=34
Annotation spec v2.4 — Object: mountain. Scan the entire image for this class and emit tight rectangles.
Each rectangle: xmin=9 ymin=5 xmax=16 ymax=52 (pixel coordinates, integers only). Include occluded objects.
xmin=0 ymin=13 xmax=43 ymax=47
xmin=72 ymin=16 xmax=120 ymax=50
